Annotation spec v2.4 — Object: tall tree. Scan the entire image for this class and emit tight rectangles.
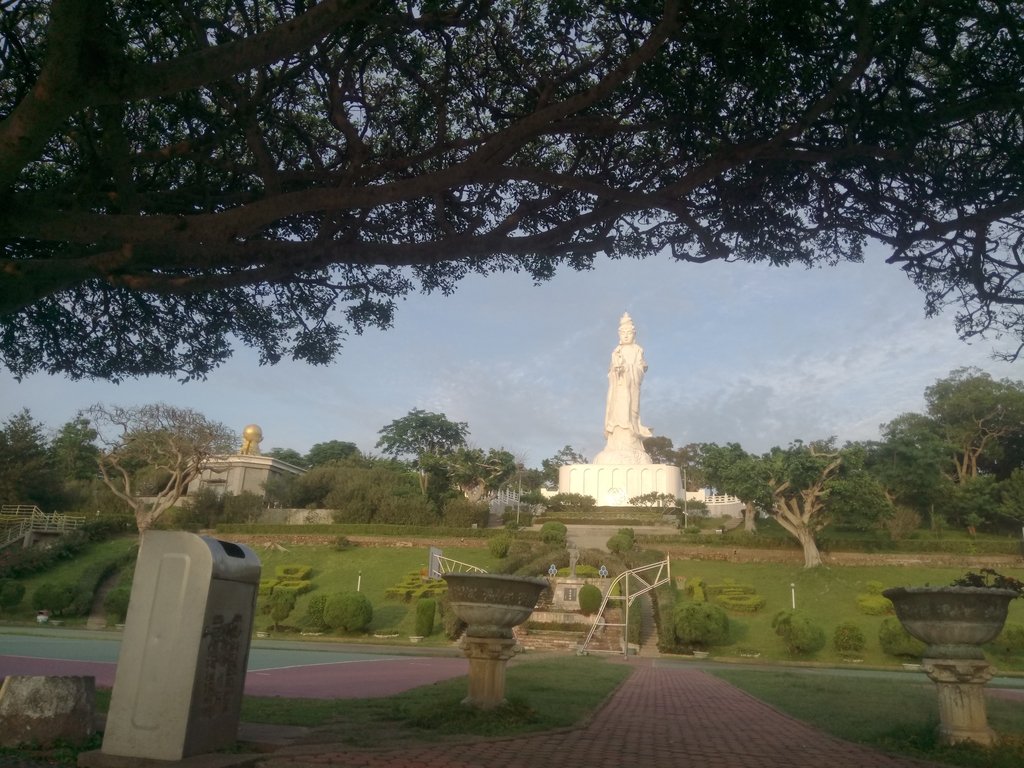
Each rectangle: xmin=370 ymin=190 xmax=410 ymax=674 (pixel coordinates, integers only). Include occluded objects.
xmin=0 ymin=409 xmax=57 ymax=508
xmin=87 ymin=403 xmax=235 ymax=532
xmin=541 ymin=445 xmax=589 ymax=490
xmin=642 ymin=436 xmax=680 ymax=466
xmin=264 ymin=447 xmax=309 ymax=468
xmin=376 ymin=409 xmax=468 ymax=494
xmin=868 ymin=412 xmax=951 ymax=527
xmin=924 ymin=368 xmax=1024 ymax=482
xmin=3 ymin=2 xmax=1024 ymax=380
xmin=700 ymin=443 xmax=771 ymax=533
xmin=376 ymin=409 xmax=469 ymax=462
xmin=446 ymin=447 xmax=517 ymax=502
xmin=760 ymin=440 xmax=887 ymax=568
xmin=49 ymin=417 xmax=99 ymax=481
xmin=306 ymin=440 xmax=360 ymax=467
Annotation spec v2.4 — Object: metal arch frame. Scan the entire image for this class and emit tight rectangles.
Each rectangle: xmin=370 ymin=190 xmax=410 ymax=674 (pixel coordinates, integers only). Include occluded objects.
xmin=578 ymin=557 xmax=671 ymax=658
xmin=428 ymin=548 xmax=487 ymax=579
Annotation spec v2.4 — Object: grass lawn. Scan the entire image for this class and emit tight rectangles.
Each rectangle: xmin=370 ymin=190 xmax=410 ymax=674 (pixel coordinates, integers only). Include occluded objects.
xmin=240 ymin=655 xmax=630 ymax=745
xmin=712 ymin=667 xmax=1024 ymax=768
xmin=5 ymin=536 xmax=138 ymax=622
xmin=253 ymin=543 xmax=501 ymax=640
xmin=667 ymin=558 xmax=1024 ymax=669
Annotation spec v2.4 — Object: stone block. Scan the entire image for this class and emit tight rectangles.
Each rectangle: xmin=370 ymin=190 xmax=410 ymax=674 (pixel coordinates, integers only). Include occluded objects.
xmin=0 ymin=675 xmax=95 ymax=748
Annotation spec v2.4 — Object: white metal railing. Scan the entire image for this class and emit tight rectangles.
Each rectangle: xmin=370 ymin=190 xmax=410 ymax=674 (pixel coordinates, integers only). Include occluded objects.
xmin=0 ymin=506 xmax=86 ymax=550
xmin=427 ymin=550 xmax=487 ymax=579
xmin=703 ymin=493 xmax=741 ymax=505
xmin=490 ymin=487 xmax=521 ymax=506
xmin=578 ymin=558 xmax=672 ymax=657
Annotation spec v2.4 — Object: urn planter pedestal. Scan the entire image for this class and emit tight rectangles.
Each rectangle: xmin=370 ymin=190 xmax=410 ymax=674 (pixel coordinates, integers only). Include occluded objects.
xmin=443 ymin=573 xmax=548 ymax=710
xmin=883 ymin=586 xmax=1017 ymax=746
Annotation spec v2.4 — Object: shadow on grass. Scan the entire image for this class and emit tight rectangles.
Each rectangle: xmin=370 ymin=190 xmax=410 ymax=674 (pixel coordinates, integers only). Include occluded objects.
xmin=241 ymin=655 xmax=632 ymax=747
xmin=712 ymin=668 xmax=1024 ymax=768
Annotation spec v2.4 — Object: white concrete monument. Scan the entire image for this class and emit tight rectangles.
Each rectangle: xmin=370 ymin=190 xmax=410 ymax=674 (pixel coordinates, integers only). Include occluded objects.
xmin=559 ymin=313 xmax=683 ymax=506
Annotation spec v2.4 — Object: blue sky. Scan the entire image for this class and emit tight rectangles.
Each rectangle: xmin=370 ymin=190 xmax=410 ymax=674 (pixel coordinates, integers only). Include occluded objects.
xmin=2 ymin=244 xmax=1020 ymax=467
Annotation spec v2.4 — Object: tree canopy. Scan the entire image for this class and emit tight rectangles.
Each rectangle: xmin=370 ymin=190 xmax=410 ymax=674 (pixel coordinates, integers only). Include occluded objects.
xmin=87 ymin=402 xmax=235 ymax=531
xmin=375 ymin=408 xmax=468 ymax=462
xmin=3 ymin=1 xmax=1024 ymax=380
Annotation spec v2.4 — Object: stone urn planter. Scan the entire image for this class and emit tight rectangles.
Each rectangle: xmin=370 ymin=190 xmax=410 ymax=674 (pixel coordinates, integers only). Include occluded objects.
xmin=882 ymin=586 xmax=1017 ymax=660
xmin=443 ymin=573 xmax=547 ymax=709
xmin=883 ymin=584 xmax=1018 ymax=746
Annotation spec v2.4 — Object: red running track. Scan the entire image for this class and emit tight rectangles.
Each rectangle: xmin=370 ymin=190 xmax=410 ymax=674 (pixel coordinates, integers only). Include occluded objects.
xmin=0 ymin=655 xmax=469 ymax=699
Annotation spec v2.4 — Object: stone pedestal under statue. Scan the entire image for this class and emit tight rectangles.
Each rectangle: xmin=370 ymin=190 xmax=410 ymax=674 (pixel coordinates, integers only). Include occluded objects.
xmin=559 ymin=463 xmax=682 ymax=507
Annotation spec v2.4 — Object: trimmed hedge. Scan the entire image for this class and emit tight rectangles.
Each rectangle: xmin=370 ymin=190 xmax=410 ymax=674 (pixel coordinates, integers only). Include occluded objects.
xmin=878 ymin=617 xmax=927 ymax=658
xmin=540 ymin=521 xmax=567 ymax=546
xmin=716 ymin=592 xmax=767 ymax=612
xmin=415 ymin=597 xmax=437 ymax=637
xmin=856 ymin=594 xmax=893 ymax=615
xmin=305 ymin=594 xmax=328 ymax=629
xmin=275 ymin=564 xmax=313 ymax=580
xmin=259 ymin=578 xmax=278 ymax=596
xmin=384 ymin=571 xmax=448 ymax=602
xmin=685 ymin=577 xmax=707 ymax=603
xmin=833 ymin=622 xmax=867 ymax=654
xmin=274 ymin=580 xmax=313 ymax=597
xmin=772 ymin=610 xmax=826 ymax=655
xmin=578 ymin=584 xmax=603 ymax=615
xmin=324 ymin=592 xmax=373 ymax=632
xmin=674 ymin=602 xmax=730 ymax=648
xmin=488 ymin=532 xmax=513 ymax=559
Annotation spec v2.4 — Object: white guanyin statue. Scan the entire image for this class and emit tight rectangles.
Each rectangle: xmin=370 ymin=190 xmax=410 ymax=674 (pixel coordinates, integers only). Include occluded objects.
xmin=594 ymin=312 xmax=653 ymax=465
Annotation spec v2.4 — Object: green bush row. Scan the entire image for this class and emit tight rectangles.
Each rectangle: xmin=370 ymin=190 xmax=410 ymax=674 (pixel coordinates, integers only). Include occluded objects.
xmin=215 ymin=523 xmax=504 ymax=538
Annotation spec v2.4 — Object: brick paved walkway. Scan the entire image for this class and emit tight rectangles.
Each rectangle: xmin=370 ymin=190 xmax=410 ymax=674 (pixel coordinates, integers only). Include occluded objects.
xmin=256 ymin=660 xmax=944 ymax=768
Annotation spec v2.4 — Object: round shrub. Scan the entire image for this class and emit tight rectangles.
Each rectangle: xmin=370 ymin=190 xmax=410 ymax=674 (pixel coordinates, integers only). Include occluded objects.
xmin=103 ymin=586 xmax=132 ymax=623
xmin=324 ymin=592 xmax=373 ymax=633
xmin=31 ymin=583 xmax=76 ymax=616
xmin=270 ymin=591 xmax=296 ymax=629
xmin=488 ymin=532 xmax=513 ymax=559
xmin=540 ymin=521 xmax=567 ymax=546
xmin=772 ymin=611 xmax=826 ymax=655
xmin=833 ymin=622 xmax=866 ymax=654
xmin=415 ymin=597 xmax=437 ymax=637
xmin=674 ymin=602 xmax=730 ymax=648
xmin=0 ymin=579 xmax=26 ymax=613
xmin=994 ymin=623 xmax=1024 ymax=657
xmin=305 ymin=594 xmax=328 ymax=628
xmin=578 ymin=584 xmax=603 ymax=615
xmin=606 ymin=533 xmax=633 ymax=554
xmin=878 ymin=617 xmax=926 ymax=658
xmin=855 ymin=594 xmax=893 ymax=615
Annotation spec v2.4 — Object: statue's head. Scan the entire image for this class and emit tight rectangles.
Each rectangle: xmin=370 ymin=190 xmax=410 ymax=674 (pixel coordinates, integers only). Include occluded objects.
xmin=617 ymin=312 xmax=636 ymax=343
